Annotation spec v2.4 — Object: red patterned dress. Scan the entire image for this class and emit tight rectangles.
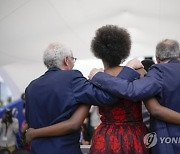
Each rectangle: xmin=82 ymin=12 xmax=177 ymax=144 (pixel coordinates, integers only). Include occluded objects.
xmin=89 ymin=99 xmax=150 ymax=154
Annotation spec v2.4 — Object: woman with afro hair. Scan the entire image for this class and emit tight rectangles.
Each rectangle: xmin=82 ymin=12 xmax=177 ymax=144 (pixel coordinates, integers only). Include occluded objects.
xmin=88 ymin=25 xmax=149 ymax=154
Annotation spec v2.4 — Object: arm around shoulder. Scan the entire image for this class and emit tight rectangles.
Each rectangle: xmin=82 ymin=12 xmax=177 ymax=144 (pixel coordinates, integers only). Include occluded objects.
xmin=91 ymin=66 xmax=163 ymax=101
xmin=72 ymin=70 xmax=117 ymax=106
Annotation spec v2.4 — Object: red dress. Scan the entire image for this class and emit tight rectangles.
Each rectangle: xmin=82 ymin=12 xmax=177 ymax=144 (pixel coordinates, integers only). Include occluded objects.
xmin=89 ymin=99 xmax=150 ymax=154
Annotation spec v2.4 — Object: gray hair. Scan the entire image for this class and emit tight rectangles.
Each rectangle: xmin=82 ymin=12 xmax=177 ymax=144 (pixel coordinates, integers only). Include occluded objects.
xmin=156 ymin=39 xmax=180 ymax=61
xmin=43 ymin=42 xmax=72 ymax=69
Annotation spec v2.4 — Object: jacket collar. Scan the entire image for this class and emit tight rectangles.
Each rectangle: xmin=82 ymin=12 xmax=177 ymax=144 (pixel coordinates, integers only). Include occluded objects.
xmin=168 ymin=58 xmax=180 ymax=63
xmin=45 ymin=67 xmax=61 ymax=73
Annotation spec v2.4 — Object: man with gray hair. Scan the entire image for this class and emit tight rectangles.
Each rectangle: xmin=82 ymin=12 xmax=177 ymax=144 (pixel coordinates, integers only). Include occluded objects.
xmin=25 ymin=42 xmax=141 ymax=154
xmin=89 ymin=39 xmax=180 ymax=154
xmin=156 ymin=39 xmax=180 ymax=63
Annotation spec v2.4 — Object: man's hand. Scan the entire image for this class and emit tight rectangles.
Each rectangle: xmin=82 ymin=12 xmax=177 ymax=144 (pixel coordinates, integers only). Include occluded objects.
xmin=126 ymin=58 xmax=144 ymax=70
xmin=88 ymin=68 xmax=104 ymax=80
xmin=26 ymin=128 xmax=35 ymax=144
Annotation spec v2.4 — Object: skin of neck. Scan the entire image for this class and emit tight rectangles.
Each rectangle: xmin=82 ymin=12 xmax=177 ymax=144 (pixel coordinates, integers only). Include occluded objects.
xmin=60 ymin=65 xmax=69 ymax=70
xmin=102 ymin=61 xmax=109 ymax=70
xmin=102 ymin=60 xmax=123 ymax=77
xmin=156 ymin=56 xmax=171 ymax=64
xmin=102 ymin=61 xmax=122 ymax=70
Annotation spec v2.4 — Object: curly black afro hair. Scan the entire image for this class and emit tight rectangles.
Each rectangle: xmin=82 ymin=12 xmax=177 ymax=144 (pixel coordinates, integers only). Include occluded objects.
xmin=91 ymin=25 xmax=131 ymax=67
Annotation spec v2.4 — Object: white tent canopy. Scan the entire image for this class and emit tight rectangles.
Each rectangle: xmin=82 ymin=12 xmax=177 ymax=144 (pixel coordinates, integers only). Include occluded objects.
xmin=0 ymin=0 xmax=180 ymax=100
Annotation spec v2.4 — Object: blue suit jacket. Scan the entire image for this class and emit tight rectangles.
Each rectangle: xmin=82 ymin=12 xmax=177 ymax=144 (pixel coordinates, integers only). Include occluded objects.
xmin=25 ymin=67 xmax=138 ymax=154
xmin=91 ymin=60 xmax=180 ymax=154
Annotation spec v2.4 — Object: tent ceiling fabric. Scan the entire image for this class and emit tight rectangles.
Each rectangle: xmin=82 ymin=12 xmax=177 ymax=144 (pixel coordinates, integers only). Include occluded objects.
xmin=0 ymin=0 xmax=180 ymax=98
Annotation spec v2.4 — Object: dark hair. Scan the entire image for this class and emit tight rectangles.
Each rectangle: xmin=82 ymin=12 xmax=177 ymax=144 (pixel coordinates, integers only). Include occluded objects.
xmin=141 ymin=59 xmax=155 ymax=72
xmin=91 ymin=25 xmax=131 ymax=67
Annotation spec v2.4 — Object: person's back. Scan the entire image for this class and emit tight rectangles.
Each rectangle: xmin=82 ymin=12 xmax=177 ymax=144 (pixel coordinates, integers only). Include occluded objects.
xmin=88 ymin=25 xmax=149 ymax=153
xmin=26 ymin=69 xmax=83 ymax=154
xmin=150 ymin=60 xmax=180 ymax=153
xmin=89 ymin=66 xmax=149 ymax=153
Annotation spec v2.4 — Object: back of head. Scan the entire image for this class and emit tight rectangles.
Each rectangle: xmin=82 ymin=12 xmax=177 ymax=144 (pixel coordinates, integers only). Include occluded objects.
xmin=156 ymin=39 xmax=180 ymax=61
xmin=91 ymin=25 xmax=131 ymax=67
xmin=43 ymin=42 xmax=72 ymax=69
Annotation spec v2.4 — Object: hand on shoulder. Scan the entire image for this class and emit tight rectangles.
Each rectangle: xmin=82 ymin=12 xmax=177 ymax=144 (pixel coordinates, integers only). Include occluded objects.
xmin=88 ymin=68 xmax=104 ymax=80
xmin=136 ymin=68 xmax=147 ymax=78
xmin=126 ymin=58 xmax=144 ymax=70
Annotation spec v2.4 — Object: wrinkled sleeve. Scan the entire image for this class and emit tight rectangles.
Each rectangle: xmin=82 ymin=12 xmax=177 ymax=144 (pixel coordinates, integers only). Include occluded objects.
xmin=72 ymin=70 xmax=118 ymax=106
xmin=117 ymin=66 xmax=140 ymax=81
xmin=91 ymin=66 xmax=163 ymax=101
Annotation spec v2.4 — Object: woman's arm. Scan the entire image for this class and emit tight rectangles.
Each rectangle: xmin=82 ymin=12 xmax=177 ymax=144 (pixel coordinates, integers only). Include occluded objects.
xmin=144 ymin=98 xmax=180 ymax=124
xmin=26 ymin=104 xmax=90 ymax=143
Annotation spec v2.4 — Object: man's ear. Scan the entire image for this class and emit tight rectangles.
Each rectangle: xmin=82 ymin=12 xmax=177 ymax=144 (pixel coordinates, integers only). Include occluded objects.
xmin=64 ymin=57 xmax=69 ymax=66
xmin=156 ymin=56 xmax=161 ymax=64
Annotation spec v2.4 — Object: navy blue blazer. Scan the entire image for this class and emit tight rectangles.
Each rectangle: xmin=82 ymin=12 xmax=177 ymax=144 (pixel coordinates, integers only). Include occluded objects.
xmin=25 ymin=67 xmax=139 ymax=154
xmin=91 ymin=60 xmax=180 ymax=154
